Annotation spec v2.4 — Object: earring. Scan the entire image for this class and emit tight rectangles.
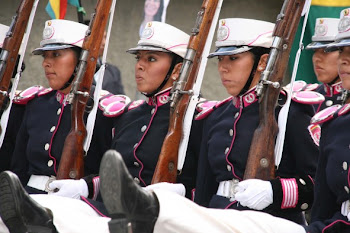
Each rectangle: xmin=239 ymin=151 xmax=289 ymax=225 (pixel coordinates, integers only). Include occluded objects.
xmin=258 ymin=66 xmax=263 ymax=71
xmin=172 ymin=76 xmax=177 ymax=80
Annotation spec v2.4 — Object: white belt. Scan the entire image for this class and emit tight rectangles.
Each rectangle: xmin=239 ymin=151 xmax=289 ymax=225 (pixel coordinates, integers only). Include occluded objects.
xmin=27 ymin=175 xmax=56 ymax=193
xmin=216 ymin=179 xmax=240 ymax=201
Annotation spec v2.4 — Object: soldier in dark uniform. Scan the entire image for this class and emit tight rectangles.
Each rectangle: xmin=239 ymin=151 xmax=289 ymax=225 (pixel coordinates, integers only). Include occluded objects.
xmin=305 ymin=17 xmax=343 ymax=112
xmin=190 ymin=18 xmax=320 ymax=225
xmin=10 ymin=19 xmax=112 ymax=196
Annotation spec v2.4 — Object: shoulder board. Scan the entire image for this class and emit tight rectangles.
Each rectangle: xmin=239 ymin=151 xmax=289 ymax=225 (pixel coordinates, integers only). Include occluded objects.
xmin=338 ymin=103 xmax=350 ymax=116
xmin=98 ymin=94 xmax=131 ymax=117
xmin=310 ymin=104 xmax=342 ymax=125
xmin=308 ymin=124 xmax=321 ymax=146
xmin=291 ymin=90 xmax=325 ymax=105
xmin=195 ymin=96 xmax=232 ymax=120
xmin=13 ymin=86 xmax=51 ymax=105
xmin=284 ymin=80 xmax=319 ymax=92
xmin=128 ymin=100 xmax=145 ymax=111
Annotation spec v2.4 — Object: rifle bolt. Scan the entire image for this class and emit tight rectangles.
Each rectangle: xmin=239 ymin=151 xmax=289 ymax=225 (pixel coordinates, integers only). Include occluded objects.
xmin=260 ymin=158 xmax=269 ymax=168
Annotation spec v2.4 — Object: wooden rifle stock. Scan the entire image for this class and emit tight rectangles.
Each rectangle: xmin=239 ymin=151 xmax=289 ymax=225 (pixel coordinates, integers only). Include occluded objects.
xmin=0 ymin=0 xmax=35 ymax=133
xmin=151 ymin=0 xmax=220 ymax=184
xmin=56 ymin=0 xmax=112 ymax=180
xmin=243 ymin=0 xmax=306 ymax=180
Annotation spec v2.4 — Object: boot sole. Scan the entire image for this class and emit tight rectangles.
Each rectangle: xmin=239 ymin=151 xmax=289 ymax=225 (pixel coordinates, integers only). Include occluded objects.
xmin=0 ymin=171 xmax=27 ymax=233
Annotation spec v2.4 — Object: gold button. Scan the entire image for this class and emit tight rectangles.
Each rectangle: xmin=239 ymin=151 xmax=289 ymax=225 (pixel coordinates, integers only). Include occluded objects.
xmin=50 ymin=126 xmax=56 ymax=133
xmin=325 ymin=100 xmax=333 ymax=106
xmin=343 ymin=162 xmax=348 ymax=171
xmin=141 ymin=125 xmax=147 ymax=132
xmin=47 ymin=160 xmax=54 ymax=167
xmin=301 ymin=203 xmax=308 ymax=210
xmin=134 ymin=177 xmax=140 ymax=184
xmin=229 ymin=129 xmax=233 ymax=137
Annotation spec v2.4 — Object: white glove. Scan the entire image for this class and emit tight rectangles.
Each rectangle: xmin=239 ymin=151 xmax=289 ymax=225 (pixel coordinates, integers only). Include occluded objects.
xmin=48 ymin=179 xmax=89 ymax=199
xmin=341 ymin=200 xmax=350 ymax=221
xmin=144 ymin=182 xmax=186 ymax=197
xmin=235 ymin=179 xmax=273 ymax=210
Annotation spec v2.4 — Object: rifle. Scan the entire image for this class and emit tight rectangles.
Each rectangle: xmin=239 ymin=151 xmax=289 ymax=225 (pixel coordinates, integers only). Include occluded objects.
xmin=151 ymin=0 xmax=222 ymax=184
xmin=243 ymin=0 xmax=306 ymax=180
xmin=57 ymin=0 xmax=113 ymax=180
xmin=0 ymin=0 xmax=36 ymax=134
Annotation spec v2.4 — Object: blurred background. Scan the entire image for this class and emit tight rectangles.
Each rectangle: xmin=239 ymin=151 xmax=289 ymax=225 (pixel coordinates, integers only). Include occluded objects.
xmin=1 ymin=0 xmax=283 ymax=100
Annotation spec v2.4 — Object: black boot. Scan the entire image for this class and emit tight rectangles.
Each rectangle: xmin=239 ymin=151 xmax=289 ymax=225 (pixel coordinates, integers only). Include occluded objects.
xmin=0 ymin=171 xmax=57 ymax=233
xmin=100 ymin=150 xmax=160 ymax=233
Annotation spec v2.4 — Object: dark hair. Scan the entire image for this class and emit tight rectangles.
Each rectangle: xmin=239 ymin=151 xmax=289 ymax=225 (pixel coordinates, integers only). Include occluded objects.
xmin=250 ymin=47 xmax=270 ymax=62
xmin=70 ymin=46 xmax=82 ymax=62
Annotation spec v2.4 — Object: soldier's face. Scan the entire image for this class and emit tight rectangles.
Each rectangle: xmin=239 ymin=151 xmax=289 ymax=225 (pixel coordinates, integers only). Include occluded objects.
xmin=134 ymin=50 xmax=172 ymax=94
xmin=312 ymin=49 xmax=339 ymax=84
xmin=42 ymin=48 xmax=78 ymax=93
xmin=217 ymin=52 xmax=256 ymax=96
xmin=338 ymin=46 xmax=350 ymax=90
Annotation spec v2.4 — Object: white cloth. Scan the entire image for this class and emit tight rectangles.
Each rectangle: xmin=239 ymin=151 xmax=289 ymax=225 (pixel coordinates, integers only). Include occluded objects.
xmin=144 ymin=182 xmax=186 ymax=197
xmin=0 ymin=195 xmax=110 ymax=233
xmin=235 ymin=179 xmax=273 ymax=210
xmin=48 ymin=179 xmax=89 ymax=199
xmin=154 ymin=189 xmax=306 ymax=233
xmin=341 ymin=200 xmax=350 ymax=221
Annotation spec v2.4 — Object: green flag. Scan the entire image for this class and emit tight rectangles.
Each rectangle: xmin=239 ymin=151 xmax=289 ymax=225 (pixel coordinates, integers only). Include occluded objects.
xmin=288 ymin=0 xmax=350 ymax=84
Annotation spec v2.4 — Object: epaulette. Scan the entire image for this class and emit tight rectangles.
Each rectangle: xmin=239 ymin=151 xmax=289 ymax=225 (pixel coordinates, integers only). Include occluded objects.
xmin=128 ymin=100 xmax=145 ymax=111
xmin=284 ymin=80 xmax=319 ymax=92
xmin=195 ymin=96 xmax=232 ymax=120
xmin=99 ymin=94 xmax=131 ymax=117
xmin=291 ymin=90 xmax=325 ymax=105
xmin=310 ymin=104 xmax=342 ymax=125
xmin=13 ymin=85 xmax=52 ymax=105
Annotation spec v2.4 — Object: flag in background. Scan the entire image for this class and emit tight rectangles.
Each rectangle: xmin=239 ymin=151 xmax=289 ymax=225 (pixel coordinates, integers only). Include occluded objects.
xmin=288 ymin=0 xmax=350 ymax=84
xmin=45 ymin=0 xmax=82 ymax=19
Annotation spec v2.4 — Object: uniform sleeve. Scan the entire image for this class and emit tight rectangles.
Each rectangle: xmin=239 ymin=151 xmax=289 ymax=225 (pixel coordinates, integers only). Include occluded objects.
xmin=10 ymin=104 xmax=31 ymax=185
xmin=194 ymin=119 xmax=219 ymax=207
xmin=85 ymin=108 xmax=114 ymax=175
xmin=271 ymin=102 xmax=319 ymax=213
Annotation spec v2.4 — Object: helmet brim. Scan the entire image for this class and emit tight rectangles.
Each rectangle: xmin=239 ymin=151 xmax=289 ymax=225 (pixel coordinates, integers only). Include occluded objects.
xmin=127 ymin=45 xmax=170 ymax=54
xmin=326 ymin=39 xmax=350 ymax=51
xmin=208 ymin=46 xmax=252 ymax=58
xmin=32 ymin=44 xmax=74 ymax=55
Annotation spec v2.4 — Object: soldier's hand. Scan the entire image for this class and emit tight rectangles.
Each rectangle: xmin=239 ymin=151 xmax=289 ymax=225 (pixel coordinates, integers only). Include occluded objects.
xmin=235 ymin=179 xmax=273 ymax=210
xmin=48 ymin=179 xmax=89 ymax=199
xmin=144 ymin=182 xmax=186 ymax=196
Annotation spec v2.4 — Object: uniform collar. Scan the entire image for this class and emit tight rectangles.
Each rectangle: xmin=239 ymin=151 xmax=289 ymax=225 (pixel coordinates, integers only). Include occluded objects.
xmin=55 ymin=91 xmax=69 ymax=105
xmin=146 ymin=87 xmax=171 ymax=107
xmin=324 ymin=81 xmax=343 ymax=97
xmin=232 ymin=87 xmax=258 ymax=108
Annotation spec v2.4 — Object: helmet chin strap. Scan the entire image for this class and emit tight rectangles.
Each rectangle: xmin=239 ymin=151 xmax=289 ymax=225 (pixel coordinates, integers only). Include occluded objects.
xmin=327 ymin=75 xmax=340 ymax=85
xmin=142 ymin=54 xmax=179 ymax=98
xmin=238 ymin=58 xmax=260 ymax=96
xmin=59 ymin=66 xmax=77 ymax=91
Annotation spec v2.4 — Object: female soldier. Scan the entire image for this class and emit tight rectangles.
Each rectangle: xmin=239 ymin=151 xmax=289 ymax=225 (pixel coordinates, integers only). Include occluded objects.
xmin=50 ymin=21 xmax=199 ymax=210
xmin=305 ymin=17 xmax=343 ymax=112
xmin=192 ymin=18 xmax=320 ymax=224
xmin=10 ymin=19 xmax=112 ymax=195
